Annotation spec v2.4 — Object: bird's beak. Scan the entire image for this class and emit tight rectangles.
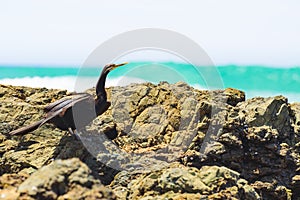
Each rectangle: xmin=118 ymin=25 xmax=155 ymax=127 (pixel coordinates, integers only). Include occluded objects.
xmin=115 ymin=62 xmax=128 ymax=67
xmin=110 ymin=62 xmax=128 ymax=71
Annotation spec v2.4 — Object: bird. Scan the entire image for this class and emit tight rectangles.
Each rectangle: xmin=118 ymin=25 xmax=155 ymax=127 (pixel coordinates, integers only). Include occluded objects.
xmin=9 ymin=62 xmax=128 ymax=136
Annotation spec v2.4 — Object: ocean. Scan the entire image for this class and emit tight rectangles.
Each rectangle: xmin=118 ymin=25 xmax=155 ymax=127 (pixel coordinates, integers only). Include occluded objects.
xmin=0 ymin=62 xmax=299 ymax=103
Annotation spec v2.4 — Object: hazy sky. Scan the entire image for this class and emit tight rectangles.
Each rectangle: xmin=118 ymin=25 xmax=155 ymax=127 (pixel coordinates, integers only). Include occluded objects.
xmin=0 ymin=0 xmax=300 ymax=66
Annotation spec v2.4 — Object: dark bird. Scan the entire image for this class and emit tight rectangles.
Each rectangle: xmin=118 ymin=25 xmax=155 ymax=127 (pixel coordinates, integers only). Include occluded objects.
xmin=9 ymin=62 xmax=128 ymax=136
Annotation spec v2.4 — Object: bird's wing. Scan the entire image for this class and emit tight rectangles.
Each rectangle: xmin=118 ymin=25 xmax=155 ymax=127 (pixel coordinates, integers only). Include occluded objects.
xmin=44 ymin=96 xmax=73 ymax=112
xmin=40 ymin=94 xmax=93 ymax=126
xmin=39 ymin=108 xmax=65 ymax=127
xmin=44 ymin=93 xmax=90 ymax=112
xmin=55 ymin=94 xmax=92 ymax=111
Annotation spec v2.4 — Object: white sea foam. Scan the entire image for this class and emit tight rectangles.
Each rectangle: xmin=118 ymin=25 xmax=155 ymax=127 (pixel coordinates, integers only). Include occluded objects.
xmin=74 ymin=76 xmax=147 ymax=92
xmin=246 ymin=90 xmax=299 ymax=103
xmin=190 ymin=83 xmax=206 ymax=90
xmin=191 ymin=84 xmax=299 ymax=103
xmin=0 ymin=76 xmax=147 ymax=92
xmin=0 ymin=76 xmax=77 ymax=91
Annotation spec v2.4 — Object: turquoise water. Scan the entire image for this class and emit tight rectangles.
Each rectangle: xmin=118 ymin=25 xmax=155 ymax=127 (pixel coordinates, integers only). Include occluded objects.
xmin=0 ymin=62 xmax=300 ymax=101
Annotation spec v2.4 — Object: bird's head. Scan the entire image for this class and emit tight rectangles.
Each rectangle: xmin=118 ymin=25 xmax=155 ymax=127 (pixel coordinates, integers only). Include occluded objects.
xmin=103 ymin=62 xmax=128 ymax=74
xmin=96 ymin=62 xmax=128 ymax=98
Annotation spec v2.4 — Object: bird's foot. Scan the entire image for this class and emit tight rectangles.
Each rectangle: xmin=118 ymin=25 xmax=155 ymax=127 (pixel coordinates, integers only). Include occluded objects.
xmin=68 ymin=128 xmax=81 ymax=141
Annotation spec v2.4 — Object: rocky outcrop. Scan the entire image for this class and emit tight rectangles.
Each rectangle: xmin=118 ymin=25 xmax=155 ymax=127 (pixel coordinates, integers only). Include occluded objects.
xmin=184 ymin=96 xmax=295 ymax=181
xmin=111 ymin=163 xmax=260 ymax=199
xmin=0 ymin=158 xmax=115 ymax=200
xmin=0 ymin=82 xmax=300 ymax=199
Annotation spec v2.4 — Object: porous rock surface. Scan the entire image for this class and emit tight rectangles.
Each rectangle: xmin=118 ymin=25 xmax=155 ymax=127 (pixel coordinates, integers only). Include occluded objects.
xmin=0 ymin=82 xmax=299 ymax=199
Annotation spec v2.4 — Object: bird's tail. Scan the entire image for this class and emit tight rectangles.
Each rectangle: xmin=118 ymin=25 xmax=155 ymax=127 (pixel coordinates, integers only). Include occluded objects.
xmin=9 ymin=119 xmax=44 ymax=135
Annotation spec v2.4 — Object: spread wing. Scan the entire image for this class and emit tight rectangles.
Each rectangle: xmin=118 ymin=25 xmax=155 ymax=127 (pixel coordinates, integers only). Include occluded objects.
xmin=44 ymin=93 xmax=90 ymax=112
xmin=10 ymin=93 xmax=94 ymax=135
xmin=41 ymin=93 xmax=93 ymax=125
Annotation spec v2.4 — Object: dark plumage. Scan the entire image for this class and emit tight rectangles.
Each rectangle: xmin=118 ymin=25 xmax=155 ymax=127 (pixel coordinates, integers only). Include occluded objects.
xmin=9 ymin=63 xmax=127 ymax=136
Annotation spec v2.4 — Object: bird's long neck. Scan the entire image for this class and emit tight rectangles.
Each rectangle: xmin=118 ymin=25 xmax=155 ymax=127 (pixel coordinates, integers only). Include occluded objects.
xmin=96 ymin=69 xmax=109 ymax=99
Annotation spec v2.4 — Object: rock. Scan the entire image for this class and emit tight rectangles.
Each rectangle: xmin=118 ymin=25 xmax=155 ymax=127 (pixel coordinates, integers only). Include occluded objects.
xmin=0 ymin=189 xmax=19 ymax=200
xmin=1 ymin=82 xmax=300 ymax=199
xmin=224 ymin=87 xmax=246 ymax=106
xmin=292 ymin=175 xmax=300 ymax=199
xmin=251 ymin=181 xmax=292 ymax=200
xmin=291 ymin=103 xmax=300 ymax=135
xmin=0 ymin=173 xmax=28 ymax=189
xmin=103 ymin=82 xmax=246 ymax=171
xmin=0 ymin=84 xmax=69 ymax=174
xmin=237 ymin=96 xmax=291 ymax=138
xmin=17 ymin=158 xmax=115 ymax=200
xmin=184 ymin=95 xmax=297 ymax=196
xmin=110 ymin=163 xmax=260 ymax=199
xmin=0 ymin=173 xmax=28 ymax=200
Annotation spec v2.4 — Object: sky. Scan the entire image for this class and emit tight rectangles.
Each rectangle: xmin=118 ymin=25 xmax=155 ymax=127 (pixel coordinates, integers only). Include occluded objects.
xmin=0 ymin=0 xmax=300 ymax=67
